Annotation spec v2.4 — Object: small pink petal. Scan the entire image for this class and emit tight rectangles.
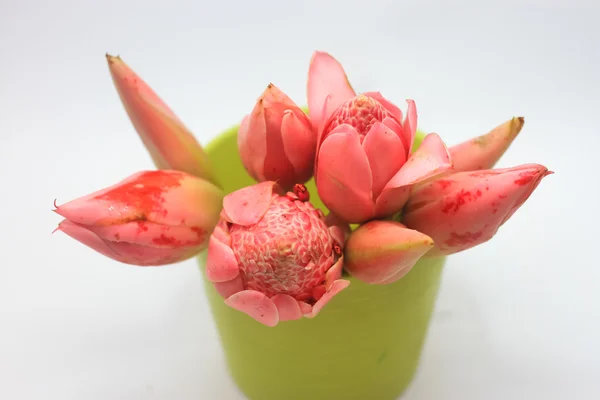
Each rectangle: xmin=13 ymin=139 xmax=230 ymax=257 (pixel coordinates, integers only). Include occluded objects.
xmin=225 ymin=290 xmax=279 ymax=327
xmin=213 ymin=275 xmax=244 ymax=298
xmin=271 ymin=294 xmax=304 ymax=321
xmin=205 ymin=236 xmax=240 ymax=283
xmin=305 ymin=280 xmax=350 ymax=318
xmin=307 ymin=51 xmax=356 ymax=130
xmin=375 ymin=133 xmax=452 ymax=218
xmin=280 ymin=108 xmax=316 ymax=185
xmin=328 ymin=225 xmax=346 ymax=247
xmin=403 ymin=99 xmax=418 ymax=153
xmin=362 ymin=122 xmax=407 ymax=198
xmin=315 ymin=128 xmax=375 ymax=223
xmin=325 ymin=256 xmax=344 ymax=290
xmin=222 ymin=181 xmax=276 ymax=226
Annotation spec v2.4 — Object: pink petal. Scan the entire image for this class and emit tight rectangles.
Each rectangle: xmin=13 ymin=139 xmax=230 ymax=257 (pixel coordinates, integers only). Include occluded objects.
xmin=328 ymin=225 xmax=346 ymax=247
xmin=205 ymin=235 xmax=240 ymax=282
xmin=403 ymin=100 xmax=418 ymax=153
xmin=315 ymin=128 xmax=375 ymax=224
xmin=382 ymin=117 xmax=407 ymax=148
xmin=56 ymin=220 xmax=121 ymax=260
xmin=237 ymin=112 xmax=268 ymax=182
xmin=271 ymin=294 xmax=304 ymax=321
xmin=106 ymin=55 xmax=217 ymax=184
xmin=213 ymin=275 xmax=244 ymax=299
xmin=221 ymin=181 xmax=276 ymax=226
xmin=305 ymin=280 xmax=350 ymax=318
xmin=449 ymin=117 xmax=525 ymax=172
xmin=375 ymin=133 xmax=452 ymax=218
xmin=280 ymin=108 xmax=316 ymax=185
xmin=363 ymin=92 xmax=403 ymax=123
xmin=344 ymin=220 xmax=434 ymax=284
xmin=403 ymin=163 xmax=552 ymax=256
xmin=225 ymin=290 xmax=279 ymax=327
xmin=362 ymin=122 xmax=407 ymax=198
xmin=262 ymin=104 xmax=296 ymax=189
xmin=325 ymin=256 xmax=344 ymax=290
xmin=307 ymin=51 xmax=356 ymax=130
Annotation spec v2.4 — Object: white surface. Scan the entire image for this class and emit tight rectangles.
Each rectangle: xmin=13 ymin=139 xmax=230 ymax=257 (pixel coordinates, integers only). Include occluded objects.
xmin=1 ymin=1 xmax=599 ymax=399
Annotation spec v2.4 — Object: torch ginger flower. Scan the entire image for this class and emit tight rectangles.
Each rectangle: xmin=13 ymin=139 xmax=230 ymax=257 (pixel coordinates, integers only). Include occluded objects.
xmin=237 ymin=83 xmax=316 ymax=191
xmin=308 ymin=51 xmax=452 ymax=224
xmin=54 ymin=170 xmax=224 ymax=266
xmin=205 ymin=181 xmax=348 ymax=327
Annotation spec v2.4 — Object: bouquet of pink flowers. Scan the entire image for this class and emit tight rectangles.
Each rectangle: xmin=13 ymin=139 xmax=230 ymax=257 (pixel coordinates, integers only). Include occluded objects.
xmin=54 ymin=51 xmax=551 ymax=328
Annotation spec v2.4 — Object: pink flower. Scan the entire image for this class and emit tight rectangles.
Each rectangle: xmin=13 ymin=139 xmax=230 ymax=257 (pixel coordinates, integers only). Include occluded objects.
xmin=107 ymin=55 xmax=218 ymax=185
xmin=344 ymin=220 xmax=434 ymax=284
xmin=54 ymin=170 xmax=223 ymax=266
xmin=307 ymin=51 xmax=453 ymax=223
xmin=205 ymin=181 xmax=348 ymax=327
xmin=449 ymin=117 xmax=525 ymax=172
xmin=402 ymin=164 xmax=552 ymax=256
xmin=238 ymin=83 xmax=316 ymax=191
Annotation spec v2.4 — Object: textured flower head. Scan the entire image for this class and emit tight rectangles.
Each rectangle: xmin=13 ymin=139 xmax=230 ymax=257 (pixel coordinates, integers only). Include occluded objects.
xmin=205 ymin=181 xmax=348 ymax=326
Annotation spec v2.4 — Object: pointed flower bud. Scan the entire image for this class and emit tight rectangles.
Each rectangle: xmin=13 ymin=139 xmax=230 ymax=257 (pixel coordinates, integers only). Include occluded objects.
xmin=449 ymin=117 xmax=525 ymax=172
xmin=307 ymin=51 xmax=453 ymax=223
xmin=403 ymin=164 xmax=552 ymax=257
xmin=344 ymin=220 xmax=434 ymax=284
xmin=237 ymin=84 xmax=316 ymax=191
xmin=205 ymin=181 xmax=349 ymax=327
xmin=54 ymin=170 xmax=223 ymax=266
xmin=106 ymin=55 xmax=218 ymax=185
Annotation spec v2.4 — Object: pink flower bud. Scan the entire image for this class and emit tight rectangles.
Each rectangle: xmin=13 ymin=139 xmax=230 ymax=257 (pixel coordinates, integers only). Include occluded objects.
xmin=54 ymin=170 xmax=223 ymax=266
xmin=205 ymin=181 xmax=349 ymax=327
xmin=106 ymin=55 xmax=218 ymax=185
xmin=237 ymin=84 xmax=316 ymax=191
xmin=403 ymin=164 xmax=552 ymax=256
xmin=345 ymin=220 xmax=434 ymax=284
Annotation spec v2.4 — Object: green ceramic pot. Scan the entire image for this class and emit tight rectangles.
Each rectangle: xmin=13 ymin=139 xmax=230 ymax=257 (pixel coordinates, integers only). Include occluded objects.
xmin=197 ymin=126 xmax=446 ymax=400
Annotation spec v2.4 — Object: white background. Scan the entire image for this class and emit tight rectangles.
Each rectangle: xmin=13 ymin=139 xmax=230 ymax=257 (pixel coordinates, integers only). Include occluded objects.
xmin=1 ymin=0 xmax=599 ymax=399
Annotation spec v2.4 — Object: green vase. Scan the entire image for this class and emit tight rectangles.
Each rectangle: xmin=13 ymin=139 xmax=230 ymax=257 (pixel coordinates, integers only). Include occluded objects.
xmin=197 ymin=126 xmax=446 ymax=400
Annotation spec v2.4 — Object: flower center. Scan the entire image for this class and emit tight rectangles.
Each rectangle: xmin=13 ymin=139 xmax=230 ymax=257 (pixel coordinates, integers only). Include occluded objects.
xmin=324 ymin=94 xmax=391 ymax=137
xmin=229 ymin=195 xmax=334 ymax=302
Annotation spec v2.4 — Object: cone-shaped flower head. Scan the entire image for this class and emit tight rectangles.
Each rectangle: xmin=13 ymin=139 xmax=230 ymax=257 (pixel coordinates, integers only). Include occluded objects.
xmin=345 ymin=220 xmax=434 ymax=284
xmin=54 ymin=170 xmax=224 ymax=266
xmin=205 ymin=181 xmax=349 ymax=327
xmin=449 ymin=117 xmax=525 ymax=172
xmin=106 ymin=55 xmax=218 ymax=185
xmin=403 ymin=164 xmax=552 ymax=256
xmin=237 ymin=84 xmax=316 ymax=191
xmin=308 ymin=51 xmax=453 ymax=223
